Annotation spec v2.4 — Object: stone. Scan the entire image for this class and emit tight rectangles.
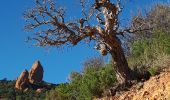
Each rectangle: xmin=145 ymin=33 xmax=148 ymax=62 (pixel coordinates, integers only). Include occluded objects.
xmin=36 ymin=88 xmax=44 ymax=93
xmin=29 ymin=60 xmax=44 ymax=84
xmin=23 ymin=88 xmax=29 ymax=92
xmin=15 ymin=69 xmax=29 ymax=90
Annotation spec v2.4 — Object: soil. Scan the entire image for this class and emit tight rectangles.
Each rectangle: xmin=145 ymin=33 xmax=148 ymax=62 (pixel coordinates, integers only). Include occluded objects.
xmin=95 ymin=70 xmax=170 ymax=100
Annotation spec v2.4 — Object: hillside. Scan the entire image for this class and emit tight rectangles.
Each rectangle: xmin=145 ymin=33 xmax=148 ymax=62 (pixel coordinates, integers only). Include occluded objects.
xmin=1 ymin=70 xmax=170 ymax=100
xmin=96 ymin=70 xmax=170 ymax=100
xmin=0 ymin=60 xmax=57 ymax=100
xmin=0 ymin=79 xmax=57 ymax=100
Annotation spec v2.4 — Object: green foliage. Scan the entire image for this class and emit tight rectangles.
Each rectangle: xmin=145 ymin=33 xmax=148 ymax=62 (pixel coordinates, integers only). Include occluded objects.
xmin=54 ymin=83 xmax=75 ymax=100
xmin=98 ymin=64 xmax=117 ymax=91
xmin=128 ymin=30 xmax=170 ymax=74
xmin=15 ymin=89 xmax=46 ymax=100
xmin=148 ymin=67 xmax=159 ymax=76
xmin=129 ymin=4 xmax=170 ymax=76
xmin=0 ymin=80 xmax=48 ymax=100
xmin=73 ymin=63 xmax=116 ymax=99
xmin=46 ymin=90 xmax=62 ymax=100
xmin=0 ymin=80 xmax=16 ymax=100
xmin=50 ymin=58 xmax=117 ymax=100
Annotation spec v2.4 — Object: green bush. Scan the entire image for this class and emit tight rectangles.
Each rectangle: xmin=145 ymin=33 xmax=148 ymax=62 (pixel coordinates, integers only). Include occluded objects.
xmin=51 ymin=57 xmax=117 ymax=100
xmin=128 ymin=30 xmax=170 ymax=74
xmin=46 ymin=90 xmax=62 ymax=100
xmin=72 ymin=62 xmax=116 ymax=99
xmin=148 ymin=67 xmax=159 ymax=76
xmin=0 ymin=80 xmax=48 ymax=100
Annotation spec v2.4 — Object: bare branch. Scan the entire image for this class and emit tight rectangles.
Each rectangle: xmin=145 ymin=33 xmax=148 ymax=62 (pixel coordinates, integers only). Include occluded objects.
xmin=25 ymin=0 xmax=92 ymax=46
xmin=25 ymin=0 xmax=152 ymax=52
xmin=24 ymin=0 xmax=157 ymax=84
xmin=80 ymin=0 xmax=88 ymax=20
xmin=117 ymin=28 xmax=151 ymax=36
xmin=116 ymin=0 xmax=122 ymax=15
xmin=96 ymin=12 xmax=105 ymax=25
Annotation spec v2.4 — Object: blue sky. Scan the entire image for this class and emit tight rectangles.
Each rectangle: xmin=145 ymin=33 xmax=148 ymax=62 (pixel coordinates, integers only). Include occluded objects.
xmin=0 ymin=0 xmax=167 ymax=84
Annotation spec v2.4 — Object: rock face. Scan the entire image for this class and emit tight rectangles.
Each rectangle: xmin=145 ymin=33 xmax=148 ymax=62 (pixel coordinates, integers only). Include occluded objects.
xmin=15 ymin=60 xmax=46 ymax=91
xmin=15 ymin=69 xmax=29 ymax=90
xmin=29 ymin=60 xmax=44 ymax=84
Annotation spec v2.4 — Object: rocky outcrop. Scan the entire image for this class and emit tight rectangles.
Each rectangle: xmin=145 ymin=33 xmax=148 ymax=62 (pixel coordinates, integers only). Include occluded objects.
xmin=15 ymin=69 xmax=29 ymax=90
xmin=15 ymin=60 xmax=44 ymax=91
xmin=15 ymin=61 xmax=55 ymax=92
xmin=29 ymin=60 xmax=44 ymax=84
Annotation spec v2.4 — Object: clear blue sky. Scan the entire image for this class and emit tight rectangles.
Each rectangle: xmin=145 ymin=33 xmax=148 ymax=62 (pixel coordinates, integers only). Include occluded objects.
xmin=0 ymin=0 xmax=167 ymax=84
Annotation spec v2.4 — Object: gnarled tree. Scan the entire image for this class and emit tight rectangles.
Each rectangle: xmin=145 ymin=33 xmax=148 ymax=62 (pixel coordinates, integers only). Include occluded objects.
xmin=24 ymin=0 xmax=147 ymax=84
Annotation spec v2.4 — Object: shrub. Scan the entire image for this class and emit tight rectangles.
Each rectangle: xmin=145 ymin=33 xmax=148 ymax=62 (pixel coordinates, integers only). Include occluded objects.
xmin=46 ymin=90 xmax=62 ymax=100
xmin=52 ymin=57 xmax=117 ymax=100
xmin=0 ymin=80 xmax=48 ymax=100
xmin=128 ymin=30 xmax=170 ymax=75
xmin=148 ymin=67 xmax=159 ymax=76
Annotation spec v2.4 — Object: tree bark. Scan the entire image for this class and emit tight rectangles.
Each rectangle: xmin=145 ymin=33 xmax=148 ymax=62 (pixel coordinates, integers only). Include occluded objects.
xmin=110 ymin=43 xmax=134 ymax=84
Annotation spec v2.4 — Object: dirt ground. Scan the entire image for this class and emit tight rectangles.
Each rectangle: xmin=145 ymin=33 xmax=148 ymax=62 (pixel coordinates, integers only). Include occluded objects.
xmin=96 ymin=71 xmax=170 ymax=100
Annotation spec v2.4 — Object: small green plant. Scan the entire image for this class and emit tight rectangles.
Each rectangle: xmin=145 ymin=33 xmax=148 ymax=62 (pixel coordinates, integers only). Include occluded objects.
xmin=148 ymin=67 xmax=159 ymax=76
xmin=46 ymin=90 xmax=62 ymax=100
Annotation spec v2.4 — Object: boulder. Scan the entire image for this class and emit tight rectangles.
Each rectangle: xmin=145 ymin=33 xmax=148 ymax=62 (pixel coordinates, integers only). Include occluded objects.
xmin=29 ymin=60 xmax=44 ymax=84
xmin=36 ymin=88 xmax=45 ymax=93
xmin=15 ymin=69 xmax=29 ymax=90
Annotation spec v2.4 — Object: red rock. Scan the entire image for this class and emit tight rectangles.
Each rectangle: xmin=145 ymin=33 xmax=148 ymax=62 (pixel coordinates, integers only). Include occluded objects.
xmin=15 ymin=70 xmax=29 ymax=90
xmin=29 ymin=60 xmax=44 ymax=84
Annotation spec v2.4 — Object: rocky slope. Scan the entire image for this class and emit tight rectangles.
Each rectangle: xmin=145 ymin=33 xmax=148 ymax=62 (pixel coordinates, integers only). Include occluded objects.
xmin=96 ymin=71 xmax=170 ymax=100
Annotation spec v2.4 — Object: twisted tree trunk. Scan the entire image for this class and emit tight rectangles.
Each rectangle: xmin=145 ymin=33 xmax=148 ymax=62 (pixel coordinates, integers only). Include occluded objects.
xmin=110 ymin=48 xmax=134 ymax=84
xmin=107 ymin=37 xmax=135 ymax=84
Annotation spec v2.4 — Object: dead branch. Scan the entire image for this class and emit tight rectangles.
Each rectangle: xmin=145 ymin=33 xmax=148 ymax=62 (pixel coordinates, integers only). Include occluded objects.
xmin=25 ymin=0 xmax=150 ymax=50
